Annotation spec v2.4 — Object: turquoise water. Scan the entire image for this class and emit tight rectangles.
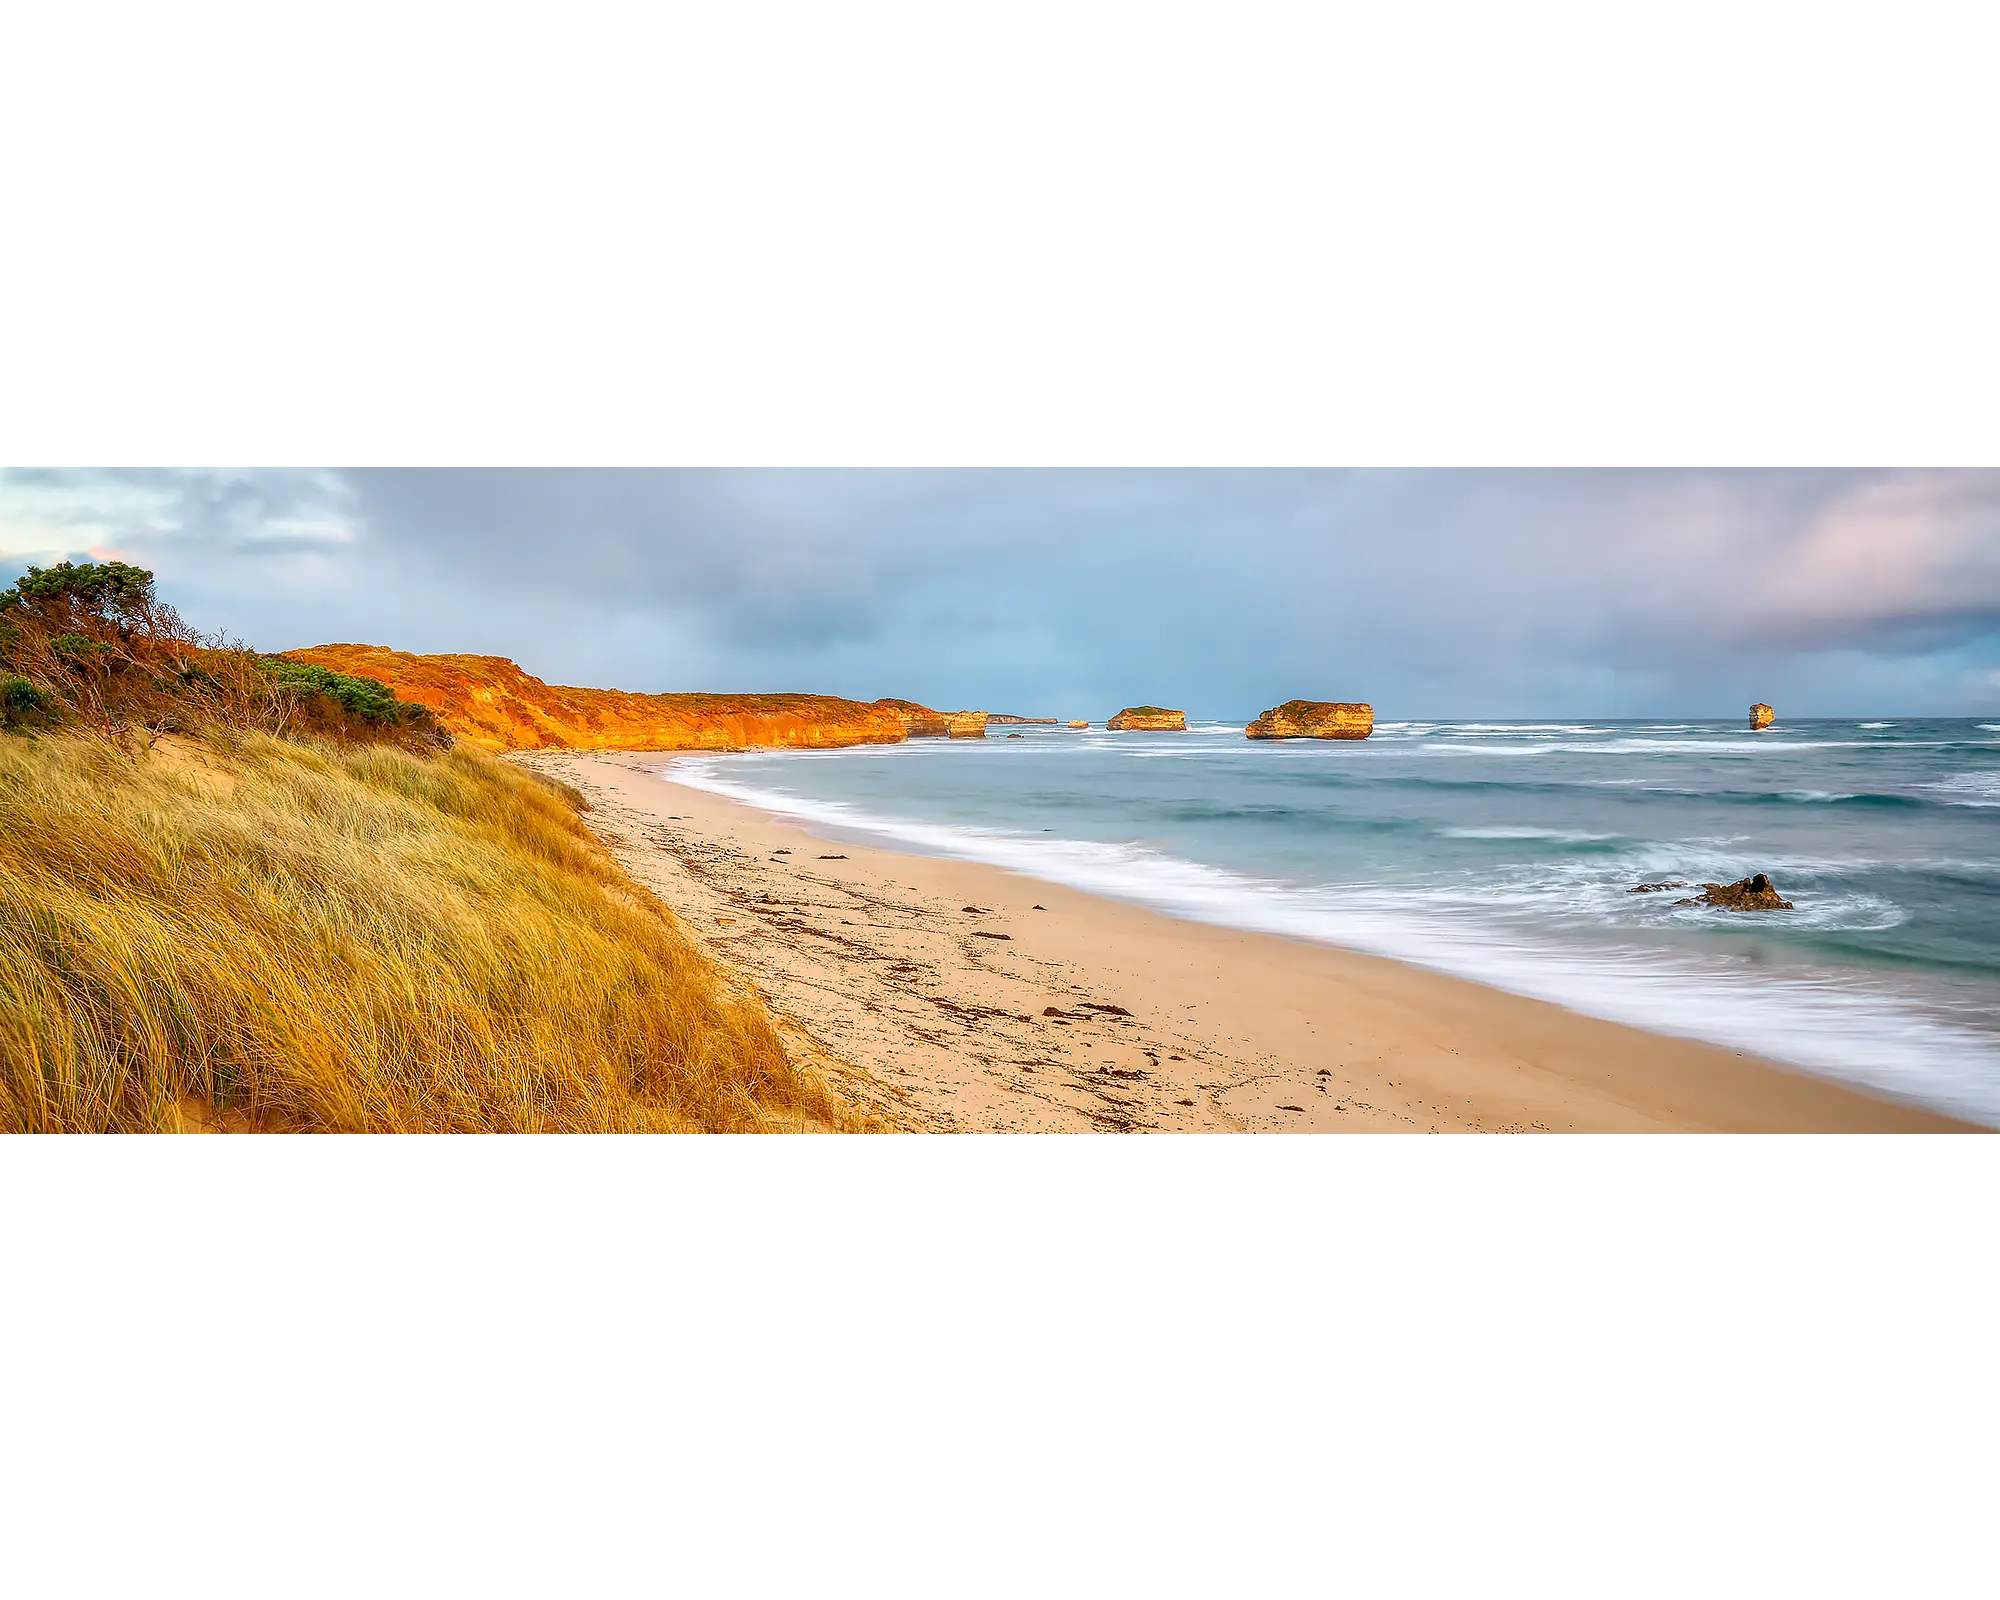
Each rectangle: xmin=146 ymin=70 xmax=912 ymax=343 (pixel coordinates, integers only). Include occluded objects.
xmin=664 ymin=719 xmax=2000 ymax=1122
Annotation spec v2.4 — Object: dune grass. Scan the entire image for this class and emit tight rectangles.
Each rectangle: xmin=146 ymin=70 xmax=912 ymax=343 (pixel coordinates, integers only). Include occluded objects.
xmin=0 ymin=731 xmax=850 ymax=1132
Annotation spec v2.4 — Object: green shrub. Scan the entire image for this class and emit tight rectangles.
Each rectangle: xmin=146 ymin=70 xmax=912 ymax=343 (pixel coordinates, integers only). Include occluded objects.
xmin=261 ymin=659 xmax=449 ymax=749
xmin=264 ymin=660 xmax=406 ymax=723
xmin=0 ymin=676 xmax=58 ymax=732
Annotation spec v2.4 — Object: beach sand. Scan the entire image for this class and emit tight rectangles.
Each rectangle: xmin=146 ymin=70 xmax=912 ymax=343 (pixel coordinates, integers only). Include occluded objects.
xmin=520 ymin=751 xmax=1971 ymax=1133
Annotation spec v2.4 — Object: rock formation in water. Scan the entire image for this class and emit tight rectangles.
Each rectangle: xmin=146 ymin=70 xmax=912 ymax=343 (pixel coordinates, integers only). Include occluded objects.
xmin=875 ymin=697 xmax=952 ymax=737
xmin=947 ymin=711 xmax=989 ymax=738
xmin=1107 ymin=706 xmax=1187 ymax=731
xmin=1067 ymin=720 xmax=1089 ymax=730
xmin=1671 ymin=873 xmax=1794 ymax=910
xmin=1246 ymin=700 xmax=1374 ymax=740
xmin=1750 ymin=703 xmax=1775 ymax=730
xmin=988 ymin=714 xmax=1058 ymax=725
xmin=284 ymin=644 xmax=913 ymax=753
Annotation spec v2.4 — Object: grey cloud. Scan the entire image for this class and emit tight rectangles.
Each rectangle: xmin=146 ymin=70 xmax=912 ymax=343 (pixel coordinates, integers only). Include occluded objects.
xmin=3 ymin=468 xmax=1998 ymax=716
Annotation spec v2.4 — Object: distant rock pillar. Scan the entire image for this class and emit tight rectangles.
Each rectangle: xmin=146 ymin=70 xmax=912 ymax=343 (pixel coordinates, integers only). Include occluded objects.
xmin=1246 ymin=701 xmax=1374 ymax=740
xmin=1750 ymin=703 xmax=1775 ymax=730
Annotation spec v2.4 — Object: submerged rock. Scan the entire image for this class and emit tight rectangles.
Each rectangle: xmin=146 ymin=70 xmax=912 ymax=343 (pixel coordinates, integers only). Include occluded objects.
xmin=1246 ymin=700 xmax=1374 ymax=740
xmin=1107 ymin=706 xmax=1187 ymax=731
xmin=1750 ymin=702 xmax=1775 ymax=730
xmin=946 ymin=710 xmax=989 ymax=739
xmin=1674 ymin=873 xmax=1794 ymax=911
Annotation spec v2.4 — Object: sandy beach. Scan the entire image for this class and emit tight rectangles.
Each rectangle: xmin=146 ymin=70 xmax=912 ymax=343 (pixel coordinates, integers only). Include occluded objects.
xmin=519 ymin=751 xmax=1971 ymax=1133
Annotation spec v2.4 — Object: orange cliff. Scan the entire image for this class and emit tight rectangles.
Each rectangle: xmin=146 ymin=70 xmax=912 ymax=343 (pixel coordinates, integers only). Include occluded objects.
xmin=874 ymin=698 xmax=952 ymax=737
xmin=283 ymin=645 xmax=938 ymax=753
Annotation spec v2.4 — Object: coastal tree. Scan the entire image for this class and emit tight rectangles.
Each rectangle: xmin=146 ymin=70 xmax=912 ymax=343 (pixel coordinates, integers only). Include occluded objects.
xmin=0 ymin=559 xmax=447 ymax=751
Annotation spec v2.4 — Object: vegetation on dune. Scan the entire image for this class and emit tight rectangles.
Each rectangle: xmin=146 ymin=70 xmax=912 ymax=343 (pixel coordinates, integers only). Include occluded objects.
xmin=0 ymin=561 xmax=851 ymax=1133
xmin=0 ymin=732 xmax=846 ymax=1132
xmin=0 ymin=560 xmax=446 ymax=750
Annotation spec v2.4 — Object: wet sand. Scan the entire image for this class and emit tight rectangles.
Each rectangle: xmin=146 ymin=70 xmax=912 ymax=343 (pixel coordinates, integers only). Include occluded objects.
xmin=519 ymin=751 xmax=1972 ymax=1133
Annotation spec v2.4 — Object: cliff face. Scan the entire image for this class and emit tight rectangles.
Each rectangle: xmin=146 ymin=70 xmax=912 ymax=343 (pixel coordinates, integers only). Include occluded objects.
xmin=1750 ymin=703 xmax=1775 ymax=730
xmin=946 ymin=711 xmax=989 ymax=738
xmin=1107 ymin=706 xmax=1187 ymax=731
xmin=1246 ymin=700 xmax=1374 ymax=740
xmin=875 ymin=698 xmax=952 ymax=737
xmin=283 ymin=645 xmax=911 ymax=753
xmin=987 ymin=714 xmax=1058 ymax=725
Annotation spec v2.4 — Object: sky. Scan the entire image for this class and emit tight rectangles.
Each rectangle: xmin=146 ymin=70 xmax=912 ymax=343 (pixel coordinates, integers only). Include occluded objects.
xmin=3 ymin=468 xmax=1998 ymax=719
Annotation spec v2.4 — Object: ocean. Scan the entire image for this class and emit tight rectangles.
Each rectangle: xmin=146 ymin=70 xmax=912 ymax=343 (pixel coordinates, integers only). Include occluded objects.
xmin=665 ymin=719 xmax=2000 ymax=1124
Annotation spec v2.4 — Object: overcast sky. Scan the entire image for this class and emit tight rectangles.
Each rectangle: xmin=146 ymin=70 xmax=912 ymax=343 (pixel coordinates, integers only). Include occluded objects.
xmin=3 ymin=468 xmax=1997 ymax=718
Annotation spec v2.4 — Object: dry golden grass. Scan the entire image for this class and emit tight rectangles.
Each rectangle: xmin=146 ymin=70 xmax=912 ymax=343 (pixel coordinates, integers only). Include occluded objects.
xmin=0 ymin=731 xmax=853 ymax=1132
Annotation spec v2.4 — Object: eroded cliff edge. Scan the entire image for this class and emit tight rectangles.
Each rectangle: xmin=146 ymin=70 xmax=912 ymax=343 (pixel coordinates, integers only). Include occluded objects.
xmin=285 ymin=645 xmax=927 ymax=752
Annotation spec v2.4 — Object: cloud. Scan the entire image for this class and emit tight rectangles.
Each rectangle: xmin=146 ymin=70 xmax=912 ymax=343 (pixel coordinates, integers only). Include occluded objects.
xmin=3 ymin=468 xmax=1997 ymax=715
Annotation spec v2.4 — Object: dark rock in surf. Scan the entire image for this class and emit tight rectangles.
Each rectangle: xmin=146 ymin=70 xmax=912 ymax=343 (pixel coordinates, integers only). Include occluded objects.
xmin=1675 ymin=873 xmax=1793 ymax=911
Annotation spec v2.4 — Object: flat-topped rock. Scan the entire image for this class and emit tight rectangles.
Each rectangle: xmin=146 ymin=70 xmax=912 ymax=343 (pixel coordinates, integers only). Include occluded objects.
xmin=1750 ymin=702 xmax=1775 ymax=730
xmin=946 ymin=710 xmax=989 ymax=738
xmin=1107 ymin=706 xmax=1186 ymax=731
xmin=1066 ymin=719 xmax=1089 ymax=729
xmin=1247 ymin=700 xmax=1374 ymax=740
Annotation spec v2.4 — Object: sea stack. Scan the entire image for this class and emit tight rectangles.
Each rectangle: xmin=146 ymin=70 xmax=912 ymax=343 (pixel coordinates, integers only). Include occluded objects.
xmin=1107 ymin=706 xmax=1187 ymax=731
xmin=1750 ymin=703 xmax=1775 ymax=730
xmin=1067 ymin=719 xmax=1088 ymax=729
xmin=946 ymin=710 xmax=989 ymax=738
xmin=1246 ymin=700 xmax=1374 ymax=741
xmin=875 ymin=697 xmax=951 ymax=737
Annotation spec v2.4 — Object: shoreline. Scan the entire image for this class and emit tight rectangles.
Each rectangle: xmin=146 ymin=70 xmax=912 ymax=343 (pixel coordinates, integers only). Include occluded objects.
xmin=520 ymin=750 xmax=1973 ymax=1133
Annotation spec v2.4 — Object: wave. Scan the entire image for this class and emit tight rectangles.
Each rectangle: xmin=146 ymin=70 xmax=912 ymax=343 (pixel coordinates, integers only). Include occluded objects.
xmin=1443 ymin=826 xmax=1620 ymax=843
xmin=1423 ymin=737 xmax=1904 ymax=756
xmin=1429 ymin=724 xmax=1607 ymax=736
xmin=663 ymin=760 xmax=2000 ymax=1122
xmin=1929 ymin=771 xmax=2000 ymax=807
xmin=1768 ymin=790 xmax=1929 ymax=809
